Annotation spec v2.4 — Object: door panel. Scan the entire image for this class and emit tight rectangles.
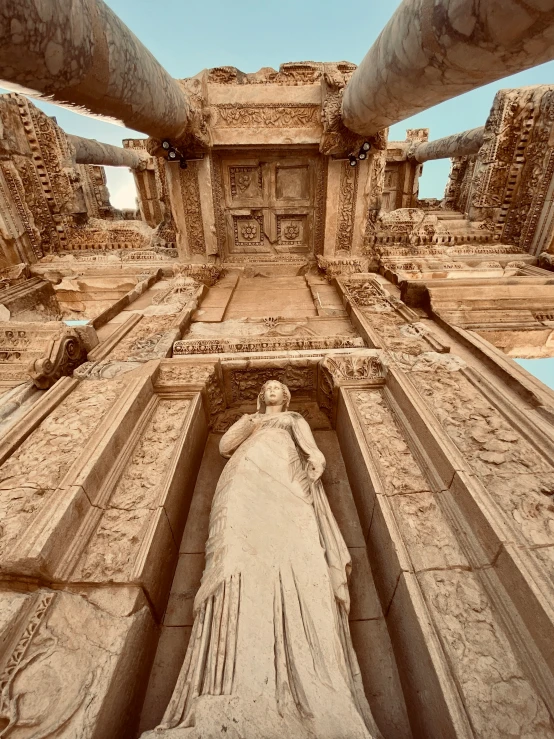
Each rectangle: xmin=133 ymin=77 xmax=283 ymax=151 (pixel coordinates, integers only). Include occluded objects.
xmin=221 ymin=154 xmax=316 ymax=257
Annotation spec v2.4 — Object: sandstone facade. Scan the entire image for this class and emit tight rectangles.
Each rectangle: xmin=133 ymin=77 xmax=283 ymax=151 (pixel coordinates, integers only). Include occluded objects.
xmin=1 ymin=2 xmax=554 ymax=737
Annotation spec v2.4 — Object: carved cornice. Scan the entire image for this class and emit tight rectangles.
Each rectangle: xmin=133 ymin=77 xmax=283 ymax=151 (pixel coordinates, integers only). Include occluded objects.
xmin=154 ymin=350 xmax=385 ymax=430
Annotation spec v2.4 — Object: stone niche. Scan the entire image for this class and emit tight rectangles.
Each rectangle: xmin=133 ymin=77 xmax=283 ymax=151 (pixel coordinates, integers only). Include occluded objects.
xmin=135 ymin=353 xmax=411 ymax=738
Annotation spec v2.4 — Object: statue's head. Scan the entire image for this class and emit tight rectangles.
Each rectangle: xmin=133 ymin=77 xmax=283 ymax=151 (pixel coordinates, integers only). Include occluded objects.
xmin=257 ymin=379 xmax=291 ymax=413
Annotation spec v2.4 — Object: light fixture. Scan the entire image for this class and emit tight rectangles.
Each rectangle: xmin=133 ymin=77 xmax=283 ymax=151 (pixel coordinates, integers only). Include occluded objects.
xmin=179 ymin=159 xmax=188 ymax=169
xmin=358 ymin=150 xmax=367 ymax=160
xmin=167 ymin=149 xmax=178 ymax=160
xmin=161 ymin=139 xmax=171 ymax=150
xmin=361 ymin=141 xmax=370 ymax=152
xmin=348 ymin=155 xmax=357 ymax=167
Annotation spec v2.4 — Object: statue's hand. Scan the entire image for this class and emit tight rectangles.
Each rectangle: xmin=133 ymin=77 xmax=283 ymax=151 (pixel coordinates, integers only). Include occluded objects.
xmin=307 ymin=459 xmax=324 ymax=482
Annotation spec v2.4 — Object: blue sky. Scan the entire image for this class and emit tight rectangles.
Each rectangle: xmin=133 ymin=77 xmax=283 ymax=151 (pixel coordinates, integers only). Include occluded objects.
xmin=515 ymin=359 xmax=554 ymax=391
xmin=3 ymin=0 xmax=554 ymax=208
xmin=2 ymin=1 xmax=554 ymax=387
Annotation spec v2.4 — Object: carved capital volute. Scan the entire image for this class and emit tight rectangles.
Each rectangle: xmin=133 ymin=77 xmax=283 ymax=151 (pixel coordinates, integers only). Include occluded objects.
xmin=27 ymin=328 xmax=88 ymax=389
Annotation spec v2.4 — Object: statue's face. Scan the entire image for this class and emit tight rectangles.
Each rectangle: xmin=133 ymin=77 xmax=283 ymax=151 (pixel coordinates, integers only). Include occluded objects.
xmin=264 ymin=381 xmax=285 ymax=407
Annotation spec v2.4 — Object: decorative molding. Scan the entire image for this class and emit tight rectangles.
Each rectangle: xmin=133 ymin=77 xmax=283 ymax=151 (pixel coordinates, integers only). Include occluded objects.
xmin=213 ymin=103 xmax=320 ymax=128
xmin=322 ymin=350 xmax=385 ymax=383
xmin=335 ymin=161 xmax=359 ymax=253
xmin=179 ymin=161 xmax=206 ymax=256
xmin=27 ymin=328 xmax=88 ymax=389
xmin=176 ymin=264 xmax=222 ymax=286
xmin=173 ymin=335 xmax=364 ymax=355
xmin=317 ymin=255 xmax=368 ymax=279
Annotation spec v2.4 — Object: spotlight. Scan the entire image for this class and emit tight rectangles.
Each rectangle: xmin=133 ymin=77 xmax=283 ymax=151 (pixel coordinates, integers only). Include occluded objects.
xmin=361 ymin=141 xmax=371 ymax=152
xmin=348 ymin=155 xmax=357 ymax=167
xmin=179 ymin=159 xmax=188 ymax=169
xmin=358 ymin=150 xmax=367 ymax=160
xmin=161 ymin=140 xmax=171 ymax=150
xmin=167 ymin=149 xmax=178 ymax=161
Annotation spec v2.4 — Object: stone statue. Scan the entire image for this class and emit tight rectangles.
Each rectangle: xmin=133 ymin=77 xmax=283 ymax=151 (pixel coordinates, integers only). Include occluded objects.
xmin=152 ymin=380 xmax=382 ymax=739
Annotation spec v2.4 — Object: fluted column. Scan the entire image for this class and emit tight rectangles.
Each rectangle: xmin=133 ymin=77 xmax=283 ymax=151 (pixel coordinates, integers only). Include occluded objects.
xmin=68 ymin=135 xmax=150 ymax=170
xmin=410 ymin=127 xmax=485 ymax=163
xmin=342 ymin=0 xmax=554 ymax=136
xmin=0 ymin=0 xmax=191 ymax=140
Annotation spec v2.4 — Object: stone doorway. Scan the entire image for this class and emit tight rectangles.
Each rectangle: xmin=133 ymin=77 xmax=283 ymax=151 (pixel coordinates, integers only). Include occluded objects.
xmin=212 ymin=149 xmax=326 ymax=259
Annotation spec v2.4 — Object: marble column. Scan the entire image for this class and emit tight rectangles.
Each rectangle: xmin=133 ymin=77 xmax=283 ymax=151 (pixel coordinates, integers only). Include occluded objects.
xmin=68 ymin=135 xmax=150 ymax=170
xmin=410 ymin=126 xmax=485 ymax=163
xmin=342 ymin=0 xmax=554 ymax=136
xmin=0 ymin=0 xmax=191 ymax=140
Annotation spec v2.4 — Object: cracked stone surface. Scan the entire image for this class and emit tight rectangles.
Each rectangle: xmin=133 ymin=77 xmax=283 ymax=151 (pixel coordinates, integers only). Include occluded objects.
xmin=343 ymin=0 xmax=554 ymax=134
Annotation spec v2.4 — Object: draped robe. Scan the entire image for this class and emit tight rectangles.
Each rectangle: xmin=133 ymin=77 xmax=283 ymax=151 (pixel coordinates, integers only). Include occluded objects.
xmin=157 ymin=411 xmax=381 ymax=739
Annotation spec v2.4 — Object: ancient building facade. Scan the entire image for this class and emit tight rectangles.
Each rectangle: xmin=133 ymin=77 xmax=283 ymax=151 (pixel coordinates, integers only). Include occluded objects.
xmin=1 ymin=0 xmax=554 ymax=736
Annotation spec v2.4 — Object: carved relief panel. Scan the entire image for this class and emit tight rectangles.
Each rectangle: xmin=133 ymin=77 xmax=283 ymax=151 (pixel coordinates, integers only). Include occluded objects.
xmin=382 ymin=164 xmax=400 ymax=212
xmin=213 ymin=150 xmax=326 ymax=259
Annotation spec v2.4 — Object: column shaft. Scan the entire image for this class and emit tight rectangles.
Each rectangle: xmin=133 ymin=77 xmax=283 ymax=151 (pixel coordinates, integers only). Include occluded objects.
xmin=0 ymin=0 xmax=191 ymax=140
xmin=342 ymin=0 xmax=554 ymax=135
xmin=411 ymin=127 xmax=485 ymax=163
xmin=68 ymin=135 xmax=149 ymax=170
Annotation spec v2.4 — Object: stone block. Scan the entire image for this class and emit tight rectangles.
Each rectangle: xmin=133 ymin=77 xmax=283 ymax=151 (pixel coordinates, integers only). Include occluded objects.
xmin=367 ymin=494 xmax=412 ymax=613
xmin=180 ymin=434 xmax=226 ymax=554
xmin=348 ymin=547 xmax=382 ymax=622
xmin=164 ymin=552 xmax=205 ymax=627
xmin=336 ymin=392 xmax=377 ymax=538
xmin=0 ymin=586 xmax=156 ymax=739
xmin=314 ymin=429 xmax=365 ymax=547
xmin=350 ymin=618 xmax=412 ymax=739
xmin=387 ymin=572 xmax=472 ymax=739
xmin=138 ymin=626 xmax=192 ymax=734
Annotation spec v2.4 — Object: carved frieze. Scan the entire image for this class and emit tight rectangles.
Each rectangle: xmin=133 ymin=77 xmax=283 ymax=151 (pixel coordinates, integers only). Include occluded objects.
xmin=468 ymin=86 xmax=554 ymax=254
xmin=176 ymin=264 xmax=222 ymax=286
xmin=73 ymin=398 xmax=191 ymax=582
xmin=205 ymin=62 xmax=325 ymax=86
xmin=0 ymin=378 xmax=124 ymax=559
xmin=179 ymin=161 xmax=206 ymax=256
xmin=173 ymin=335 xmax=364 ymax=355
xmin=335 ymin=161 xmax=359 ymax=253
xmin=317 ymin=256 xmax=368 ymax=279
xmin=213 ymin=104 xmax=320 ymax=128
